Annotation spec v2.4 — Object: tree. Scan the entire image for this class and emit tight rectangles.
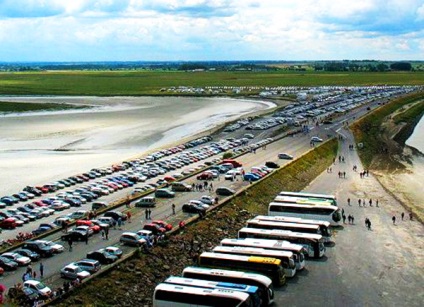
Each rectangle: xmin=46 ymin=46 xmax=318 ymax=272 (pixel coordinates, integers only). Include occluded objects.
xmin=376 ymin=63 xmax=389 ymax=72
xmin=390 ymin=62 xmax=412 ymax=71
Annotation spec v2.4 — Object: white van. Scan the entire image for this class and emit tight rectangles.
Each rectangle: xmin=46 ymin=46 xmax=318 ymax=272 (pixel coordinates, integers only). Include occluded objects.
xmin=135 ymin=196 xmax=156 ymax=208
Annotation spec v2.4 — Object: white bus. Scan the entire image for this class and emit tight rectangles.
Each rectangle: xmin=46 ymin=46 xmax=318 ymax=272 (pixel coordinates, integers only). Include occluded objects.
xmin=268 ymin=202 xmax=341 ymax=226
xmin=220 ymin=238 xmax=306 ymax=271
xmin=247 ymin=219 xmax=322 ymax=237
xmin=182 ymin=266 xmax=274 ymax=306
xmin=212 ymin=246 xmax=296 ymax=278
xmin=278 ymin=191 xmax=337 ymax=206
xmin=153 ymin=283 xmax=252 ymax=307
xmin=163 ymin=276 xmax=261 ymax=307
xmin=254 ymin=215 xmax=332 ymax=241
xmin=198 ymin=252 xmax=286 ymax=287
xmin=238 ymin=227 xmax=325 ymax=258
xmin=274 ymin=195 xmax=334 ymax=206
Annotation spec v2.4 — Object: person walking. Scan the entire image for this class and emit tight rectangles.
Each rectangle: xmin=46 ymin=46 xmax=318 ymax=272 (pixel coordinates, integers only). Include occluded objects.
xmin=358 ymin=199 xmax=361 ymax=207
xmin=369 ymin=199 xmax=373 ymax=207
xmin=172 ymin=204 xmax=176 ymax=215
xmin=39 ymin=262 xmax=44 ymax=278
xmin=145 ymin=209 xmax=148 ymax=220
xmin=68 ymin=238 xmax=73 ymax=252
xmin=342 ymin=215 xmax=346 ymax=224
xmin=392 ymin=216 xmax=396 ymax=225
xmin=127 ymin=211 xmax=132 ymax=223
xmin=104 ymin=227 xmax=109 ymax=240
xmin=409 ymin=212 xmax=413 ymax=221
xmin=401 ymin=212 xmax=405 ymax=221
xmin=117 ymin=217 xmax=122 ymax=230
xmin=148 ymin=209 xmax=152 ymax=219
xmin=351 ymin=215 xmax=355 ymax=224
xmin=376 ymin=199 xmax=379 ymax=207
xmin=85 ymin=232 xmax=89 ymax=245
xmin=347 ymin=198 xmax=351 ymax=206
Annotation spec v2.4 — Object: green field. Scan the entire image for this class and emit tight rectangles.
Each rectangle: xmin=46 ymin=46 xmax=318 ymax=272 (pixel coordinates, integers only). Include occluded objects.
xmin=0 ymin=71 xmax=423 ymax=96
xmin=0 ymin=101 xmax=89 ymax=113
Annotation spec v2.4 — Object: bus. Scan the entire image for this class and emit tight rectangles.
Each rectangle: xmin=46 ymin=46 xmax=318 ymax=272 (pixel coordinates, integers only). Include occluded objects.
xmin=238 ymin=227 xmax=325 ymax=258
xmin=274 ymin=195 xmax=335 ymax=206
xmin=278 ymin=191 xmax=337 ymax=206
xmin=198 ymin=252 xmax=286 ymax=287
xmin=268 ymin=202 xmax=341 ymax=226
xmin=254 ymin=215 xmax=332 ymax=241
xmin=247 ymin=219 xmax=322 ymax=236
xmin=153 ymin=283 xmax=252 ymax=307
xmin=212 ymin=246 xmax=296 ymax=278
xmin=220 ymin=238 xmax=306 ymax=271
xmin=164 ymin=276 xmax=261 ymax=307
xmin=182 ymin=266 xmax=274 ymax=306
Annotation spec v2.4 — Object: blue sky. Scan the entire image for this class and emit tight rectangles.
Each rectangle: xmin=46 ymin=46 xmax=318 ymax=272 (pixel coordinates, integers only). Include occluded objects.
xmin=0 ymin=0 xmax=423 ymax=61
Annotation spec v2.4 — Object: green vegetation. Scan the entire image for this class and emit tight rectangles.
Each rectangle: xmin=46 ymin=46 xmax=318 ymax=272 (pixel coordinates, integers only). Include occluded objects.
xmin=52 ymin=139 xmax=338 ymax=306
xmin=351 ymin=92 xmax=424 ymax=169
xmin=0 ymin=71 xmax=423 ymax=96
xmin=0 ymin=101 xmax=88 ymax=113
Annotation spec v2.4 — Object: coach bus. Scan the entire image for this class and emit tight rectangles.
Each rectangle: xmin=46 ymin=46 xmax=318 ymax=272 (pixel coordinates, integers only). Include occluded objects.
xmin=198 ymin=252 xmax=286 ymax=286
xmin=182 ymin=266 xmax=274 ymax=306
xmin=247 ymin=219 xmax=322 ymax=237
xmin=274 ymin=195 xmax=335 ymax=207
xmin=268 ymin=202 xmax=341 ymax=226
xmin=163 ymin=276 xmax=261 ymax=307
xmin=212 ymin=246 xmax=296 ymax=278
xmin=238 ymin=227 xmax=325 ymax=258
xmin=278 ymin=191 xmax=337 ymax=206
xmin=254 ymin=215 xmax=332 ymax=240
xmin=153 ymin=283 xmax=252 ymax=307
xmin=220 ymin=238 xmax=306 ymax=270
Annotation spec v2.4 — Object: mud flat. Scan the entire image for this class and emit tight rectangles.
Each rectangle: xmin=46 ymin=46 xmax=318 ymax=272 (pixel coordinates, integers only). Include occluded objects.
xmin=0 ymin=96 xmax=274 ymax=195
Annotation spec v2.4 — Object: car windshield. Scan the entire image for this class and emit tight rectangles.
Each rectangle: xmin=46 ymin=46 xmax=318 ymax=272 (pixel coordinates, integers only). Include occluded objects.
xmin=35 ymin=282 xmax=47 ymax=290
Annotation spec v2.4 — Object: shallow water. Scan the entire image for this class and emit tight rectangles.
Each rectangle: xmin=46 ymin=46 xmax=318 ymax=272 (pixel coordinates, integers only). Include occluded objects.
xmin=406 ymin=114 xmax=424 ymax=154
xmin=0 ymin=96 xmax=273 ymax=194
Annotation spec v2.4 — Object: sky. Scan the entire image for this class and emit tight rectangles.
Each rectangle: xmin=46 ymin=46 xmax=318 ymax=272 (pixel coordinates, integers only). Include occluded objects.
xmin=0 ymin=0 xmax=423 ymax=62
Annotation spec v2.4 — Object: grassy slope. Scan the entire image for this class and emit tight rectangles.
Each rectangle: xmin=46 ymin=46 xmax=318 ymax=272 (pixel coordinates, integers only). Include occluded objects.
xmin=350 ymin=92 xmax=424 ymax=169
xmin=0 ymin=101 xmax=88 ymax=113
xmin=51 ymin=139 xmax=338 ymax=306
xmin=0 ymin=71 xmax=423 ymax=96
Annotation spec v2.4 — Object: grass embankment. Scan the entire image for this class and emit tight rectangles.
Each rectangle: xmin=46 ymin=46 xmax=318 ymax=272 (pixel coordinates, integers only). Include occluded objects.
xmin=0 ymin=71 xmax=423 ymax=96
xmin=0 ymin=101 xmax=88 ymax=113
xmin=351 ymin=92 xmax=424 ymax=170
xmin=52 ymin=139 xmax=338 ymax=306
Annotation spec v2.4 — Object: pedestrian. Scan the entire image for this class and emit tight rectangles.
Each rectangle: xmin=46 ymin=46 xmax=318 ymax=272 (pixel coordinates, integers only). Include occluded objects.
xmin=368 ymin=219 xmax=372 ymax=230
xmin=348 ymin=215 xmax=352 ymax=224
xmin=392 ymin=216 xmax=396 ymax=225
xmin=369 ymin=199 xmax=373 ymax=207
xmin=179 ymin=220 xmax=186 ymax=230
xmin=347 ymin=198 xmax=351 ymax=206
xmin=358 ymin=199 xmax=361 ymax=207
xmin=127 ymin=211 xmax=132 ymax=223
xmin=85 ymin=232 xmax=89 ymax=245
xmin=351 ymin=215 xmax=355 ymax=224
xmin=33 ymin=271 xmax=37 ymax=279
xmin=117 ymin=217 xmax=122 ymax=229
xmin=342 ymin=215 xmax=346 ymax=224
xmin=342 ymin=157 xmax=345 ymax=163
xmin=26 ymin=264 xmax=32 ymax=275
xmin=105 ymin=227 xmax=109 ymax=240
xmin=101 ymin=229 xmax=105 ymax=239
xmin=172 ymin=204 xmax=176 ymax=215
xmin=148 ymin=209 xmax=152 ymax=219
xmin=401 ymin=212 xmax=404 ymax=220
xmin=343 ymin=171 xmax=346 ymax=178
xmin=39 ymin=262 xmax=44 ymax=278
xmin=145 ymin=209 xmax=148 ymax=220
xmin=68 ymin=239 xmax=73 ymax=252
xmin=214 ymin=197 xmax=219 ymax=204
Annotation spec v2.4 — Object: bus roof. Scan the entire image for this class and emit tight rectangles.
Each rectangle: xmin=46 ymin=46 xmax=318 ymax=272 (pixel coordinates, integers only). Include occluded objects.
xmin=221 ymin=238 xmax=305 ymax=252
xmin=154 ymin=283 xmax=250 ymax=300
xmin=269 ymin=202 xmax=339 ymax=210
xmin=164 ymin=276 xmax=258 ymax=293
xmin=182 ymin=266 xmax=273 ymax=285
xmin=254 ymin=215 xmax=331 ymax=227
xmin=239 ymin=227 xmax=323 ymax=240
xmin=213 ymin=246 xmax=293 ymax=258
xmin=248 ymin=219 xmax=321 ymax=230
xmin=200 ymin=252 xmax=281 ymax=266
xmin=274 ymin=196 xmax=334 ymax=205
xmin=279 ymin=191 xmax=336 ymax=199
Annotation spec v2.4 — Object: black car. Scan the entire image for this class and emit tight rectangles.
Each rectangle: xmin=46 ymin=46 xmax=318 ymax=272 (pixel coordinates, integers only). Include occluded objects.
xmin=215 ymin=187 xmax=236 ymax=196
xmin=103 ymin=211 xmax=127 ymax=221
xmin=15 ymin=249 xmax=41 ymax=262
xmin=61 ymin=230 xmax=87 ymax=242
xmin=265 ymin=161 xmax=280 ymax=169
xmin=23 ymin=186 xmax=42 ymax=196
xmin=0 ymin=256 xmax=19 ymax=270
xmin=182 ymin=203 xmax=206 ymax=214
xmin=22 ymin=241 xmax=54 ymax=257
xmin=86 ymin=250 xmax=118 ymax=264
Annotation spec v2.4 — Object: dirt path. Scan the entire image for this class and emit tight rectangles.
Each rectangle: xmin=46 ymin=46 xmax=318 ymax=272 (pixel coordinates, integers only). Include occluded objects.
xmin=282 ymin=127 xmax=424 ymax=306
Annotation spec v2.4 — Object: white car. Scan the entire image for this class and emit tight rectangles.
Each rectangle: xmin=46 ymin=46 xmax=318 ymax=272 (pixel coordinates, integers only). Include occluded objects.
xmin=310 ymin=136 xmax=323 ymax=143
xmin=199 ymin=195 xmax=214 ymax=205
xmin=190 ymin=200 xmax=210 ymax=209
xmin=36 ymin=240 xmax=64 ymax=253
xmin=23 ymin=280 xmax=52 ymax=298
xmin=60 ymin=264 xmax=91 ymax=280
xmin=74 ymin=225 xmax=94 ymax=236
xmin=278 ymin=153 xmax=294 ymax=160
xmin=1 ymin=252 xmax=31 ymax=266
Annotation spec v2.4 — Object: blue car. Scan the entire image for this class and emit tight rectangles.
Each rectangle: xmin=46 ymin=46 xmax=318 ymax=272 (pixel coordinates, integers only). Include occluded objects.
xmin=244 ymin=173 xmax=261 ymax=182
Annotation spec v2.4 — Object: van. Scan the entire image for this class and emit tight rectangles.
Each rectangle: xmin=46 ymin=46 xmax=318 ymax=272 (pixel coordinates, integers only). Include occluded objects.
xmin=155 ymin=189 xmax=175 ymax=198
xmin=135 ymin=196 xmax=156 ymax=208
xmin=171 ymin=182 xmax=192 ymax=192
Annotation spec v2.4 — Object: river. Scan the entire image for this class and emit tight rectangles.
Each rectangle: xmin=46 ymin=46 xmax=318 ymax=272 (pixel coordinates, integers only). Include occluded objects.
xmin=406 ymin=114 xmax=424 ymax=154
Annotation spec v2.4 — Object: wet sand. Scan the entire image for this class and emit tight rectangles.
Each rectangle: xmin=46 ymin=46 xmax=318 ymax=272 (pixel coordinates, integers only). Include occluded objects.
xmin=0 ymin=96 xmax=274 ymax=194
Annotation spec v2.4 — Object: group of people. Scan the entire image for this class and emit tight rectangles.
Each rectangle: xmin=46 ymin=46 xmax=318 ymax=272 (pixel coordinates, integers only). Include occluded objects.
xmin=192 ymin=182 xmax=213 ymax=192
xmin=144 ymin=208 xmax=152 ymax=220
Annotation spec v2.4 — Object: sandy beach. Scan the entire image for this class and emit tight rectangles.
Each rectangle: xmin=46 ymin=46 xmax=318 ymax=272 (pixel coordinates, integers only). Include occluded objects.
xmin=0 ymin=96 xmax=274 ymax=195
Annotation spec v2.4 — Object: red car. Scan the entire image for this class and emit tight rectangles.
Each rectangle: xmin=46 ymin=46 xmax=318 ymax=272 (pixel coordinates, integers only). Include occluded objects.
xmin=143 ymin=223 xmax=167 ymax=235
xmin=152 ymin=220 xmax=173 ymax=231
xmin=76 ymin=220 xmax=101 ymax=233
xmin=35 ymin=186 xmax=49 ymax=193
xmin=197 ymin=172 xmax=213 ymax=180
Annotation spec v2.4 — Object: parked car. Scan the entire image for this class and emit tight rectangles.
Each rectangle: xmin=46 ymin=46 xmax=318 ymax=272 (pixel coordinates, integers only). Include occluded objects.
xmin=135 ymin=196 xmax=156 ymax=208
xmin=35 ymin=240 xmax=64 ymax=253
xmin=0 ymin=217 xmax=17 ymax=229
xmin=119 ymin=232 xmax=146 ymax=247
xmin=15 ymin=249 xmax=40 ymax=262
xmin=102 ymin=246 xmax=123 ymax=258
xmin=73 ymin=259 xmax=101 ymax=274
xmin=92 ymin=202 xmax=108 ymax=211
xmin=310 ymin=136 xmax=323 ymax=143
xmin=103 ymin=211 xmax=127 ymax=222
xmin=60 ymin=264 xmax=91 ymax=280
xmin=278 ymin=153 xmax=293 ymax=160
xmin=243 ymin=173 xmax=261 ymax=182
xmin=22 ymin=241 xmax=54 ymax=257
xmin=76 ymin=220 xmax=101 ymax=233
xmin=265 ymin=161 xmax=280 ymax=169
xmin=182 ymin=203 xmax=206 ymax=214
xmin=23 ymin=280 xmax=52 ymax=298
xmin=215 ymin=187 xmax=235 ymax=196
xmin=143 ymin=223 xmax=166 ymax=235
xmin=1 ymin=252 xmax=31 ymax=266
xmin=199 ymin=195 xmax=214 ymax=205
xmin=0 ymin=256 xmax=19 ymax=270
xmin=155 ymin=188 xmax=175 ymax=198
xmin=86 ymin=250 xmax=118 ymax=264
xmin=151 ymin=220 xmax=173 ymax=231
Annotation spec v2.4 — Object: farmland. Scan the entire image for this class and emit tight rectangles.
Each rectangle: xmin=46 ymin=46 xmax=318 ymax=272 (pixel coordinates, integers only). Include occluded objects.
xmin=0 ymin=71 xmax=423 ymax=96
